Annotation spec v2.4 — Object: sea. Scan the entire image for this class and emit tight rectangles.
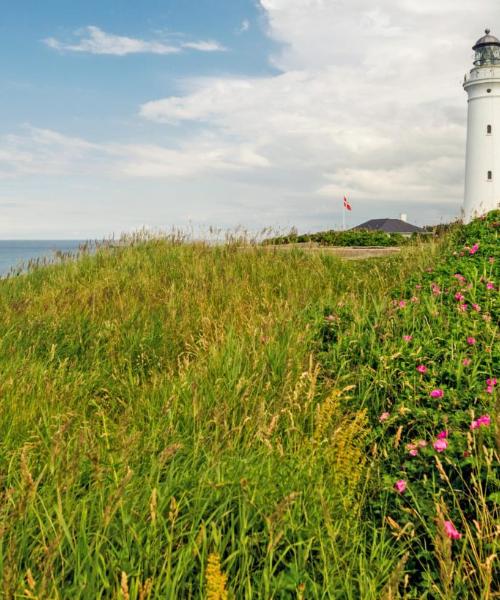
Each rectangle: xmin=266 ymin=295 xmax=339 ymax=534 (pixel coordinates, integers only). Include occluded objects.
xmin=0 ymin=240 xmax=84 ymax=277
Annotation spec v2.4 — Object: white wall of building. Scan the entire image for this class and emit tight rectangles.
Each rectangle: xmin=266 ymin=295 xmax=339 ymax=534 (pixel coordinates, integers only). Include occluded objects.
xmin=463 ymin=66 xmax=500 ymax=222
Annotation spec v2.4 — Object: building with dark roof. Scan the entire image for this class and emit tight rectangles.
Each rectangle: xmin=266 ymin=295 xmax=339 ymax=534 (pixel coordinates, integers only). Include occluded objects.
xmin=351 ymin=216 xmax=425 ymax=236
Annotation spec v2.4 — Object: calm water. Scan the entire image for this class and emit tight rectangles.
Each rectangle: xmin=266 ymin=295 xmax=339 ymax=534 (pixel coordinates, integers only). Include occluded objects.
xmin=0 ymin=240 xmax=84 ymax=276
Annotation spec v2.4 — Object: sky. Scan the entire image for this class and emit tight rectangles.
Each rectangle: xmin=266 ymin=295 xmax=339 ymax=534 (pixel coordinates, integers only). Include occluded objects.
xmin=1 ymin=0 xmax=500 ymax=238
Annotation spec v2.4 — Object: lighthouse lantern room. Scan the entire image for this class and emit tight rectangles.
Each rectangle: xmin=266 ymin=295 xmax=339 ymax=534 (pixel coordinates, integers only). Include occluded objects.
xmin=463 ymin=29 xmax=500 ymax=222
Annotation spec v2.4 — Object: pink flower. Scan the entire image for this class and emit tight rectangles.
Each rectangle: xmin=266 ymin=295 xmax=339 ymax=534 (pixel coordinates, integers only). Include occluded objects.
xmin=416 ymin=365 xmax=428 ymax=373
xmin=411 ymin=296 xmax=419 ymax=303
xmin=430 ymin=389 xmax=444 ymax=398
xmin=406 ymin=443 xmax=418 ymax=456
xmin=486 ymin=282 xmax=495 ymax=290
xmin=472 ymin=303 xmax=481 ymax=312
xmin=415 ymin=284 xmax=422 ymax=290
xmin=444 ymin=521 xmax=461 ymax=540
xmin=458 ymin=304 xmax=468 ymax=312
xmin=477 ymin=414 xmax=491 ymax=426
xmin=469 ymin=243 xmax=479 ymax=255
xmin=437 ymin=430 xmax=448 ymax=439
xmin=471 ymin=414 xmax=491 ymax=430
xmin=486 ymin=378 xmax=497 ymax=386
xmin=431 ymin=284 xmax=441 ymax=296
xmin=467 ymin=337 xmax=476 ymax=345
xmin=403 ymin=335 xmax=413 ymax=342
xmin=417 ymin=439 xmax=427 ymax=448
xmin=394 ymin=480 xmax=407 ymax=493
xmin=453 ymin=274 xmax=466 ymax=282
xmin=486 ymin=385 xmax=494 ymax=394
xmin=454 ymin=292 xmax=465 ymax=301
xmin=462 ymin=358 xmax=472 ymax=366
xmin=398 ymin=300 xmax=407 ymax=308
xmin=379 ymin=412 xmax=390 ymax=422
xmin=433 ymin=439 xmax=448 ymax=452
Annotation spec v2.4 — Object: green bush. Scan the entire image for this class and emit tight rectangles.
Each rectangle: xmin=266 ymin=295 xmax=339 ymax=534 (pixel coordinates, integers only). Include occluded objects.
xmin=319 ymin=210 xmax=499 ymax=596
xmin=265 ymin=229 xmax=426 ymax=247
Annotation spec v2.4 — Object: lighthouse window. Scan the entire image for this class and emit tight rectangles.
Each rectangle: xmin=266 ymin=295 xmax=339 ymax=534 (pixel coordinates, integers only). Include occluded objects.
xmin=487 ymin=170 xmax=493 ymax=180
xmin=487 ymin=88 xmax=492 ymax=93
xmin=487 ymin=124 xmax=492 ymax=134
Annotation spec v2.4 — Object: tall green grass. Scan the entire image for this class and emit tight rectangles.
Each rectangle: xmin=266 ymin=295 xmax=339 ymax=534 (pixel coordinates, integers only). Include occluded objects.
xmin=0 ymin=220 xmax=495 ymax=598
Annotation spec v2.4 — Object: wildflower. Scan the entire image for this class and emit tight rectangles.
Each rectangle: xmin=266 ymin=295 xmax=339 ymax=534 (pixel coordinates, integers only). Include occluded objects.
xmin=437 ymin=430 xmax=448 ymax=439
xmin=467 ymin=337 xmax=476 ymax=345
xmin=458 ymin=304 xmax=468 ymax=312
xmin=415 ymin=284 xmax=422 ymax=290
xmin=417 ymin=439 xmax=427 ymax=448
xmin=454 ymin=292 xmax=465 ymax=301
xmin=325 ymin=314 xmax=337 ymax=322
xmin=486 ymin=378 xmax=497 ymax=386
xmin=433 ymin=439 xmax=448 ymax=452
xmin=470 ymin=414 xmax=491 ymax=430
xmin=406 ymin=443 xmax=418 ymax=456
xmin=469 ymin=243 xmax=479 ymax=255
xmin=430 ymin=389 xmax=444 ymax=398
xmin=379 ymin=412 xmax=390 ymax=422
xmin=444 ymin=521 xmax=462 ymax=540
xmin=486 ymin=282 xmax=495 ymax=290
xmin=394 ymin=480 xmax=407 ymax=493
xmin=416 ymin=365 xmax=428 ymax=373
xmin=472 ymin=303 xmax=481 ymax=312
xmin=411 ymin=296 xmax=419 ymax=303
xmin=453 ymin=273 xmax=466 ymax=282
xmin=205 ymin=553 xmax=229 ymax=600
xmin=486 ymin=385 xmax=494 ymax=394
xmin=403 ymin=335 xmax=413 ymax=342
xmin=462 ymin=358 xmax=472 ymax=366
xmin=398 ymin=300 xmax=407 ymax=308
xmin=477 ymin=414 xmax=491 ymax=426
xmin=431 ymin=284 xmax=441 ymax=295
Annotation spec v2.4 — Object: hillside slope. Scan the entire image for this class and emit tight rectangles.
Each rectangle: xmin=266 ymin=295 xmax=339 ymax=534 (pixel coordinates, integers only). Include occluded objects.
xmin=0 ymin=214 xmax=497 ymax=598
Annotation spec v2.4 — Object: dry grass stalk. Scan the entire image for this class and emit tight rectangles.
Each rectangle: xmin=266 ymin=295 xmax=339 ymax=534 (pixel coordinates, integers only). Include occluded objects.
xmin=120 ymin=571 xmax=130 ymax=600
xmin=380 ymin=552 xmax=408 ymax=600
xmin=434 ymin=503 xmax=454 ymax=597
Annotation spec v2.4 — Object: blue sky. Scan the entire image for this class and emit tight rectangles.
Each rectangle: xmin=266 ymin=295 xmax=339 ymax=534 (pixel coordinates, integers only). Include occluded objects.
xmin=1 ymin=0 xmax=499 ymax=238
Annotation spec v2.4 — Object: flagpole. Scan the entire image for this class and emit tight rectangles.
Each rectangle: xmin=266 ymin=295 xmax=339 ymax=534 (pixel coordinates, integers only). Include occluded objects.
xmin=342 ymin=204 xmax=345 ymax=231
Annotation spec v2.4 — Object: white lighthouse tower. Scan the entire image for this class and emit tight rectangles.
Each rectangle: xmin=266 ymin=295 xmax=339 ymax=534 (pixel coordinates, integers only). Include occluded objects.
xmin=463 ymin=29 xmax=500 ymax=222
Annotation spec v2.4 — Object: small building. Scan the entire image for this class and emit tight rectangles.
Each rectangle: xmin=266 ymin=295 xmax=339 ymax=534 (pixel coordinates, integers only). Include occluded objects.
xmin=351 ymin=215 xmax=425 ymax=237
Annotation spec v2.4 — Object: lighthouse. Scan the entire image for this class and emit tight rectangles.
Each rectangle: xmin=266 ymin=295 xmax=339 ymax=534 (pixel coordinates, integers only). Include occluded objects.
xmin=463 ymin=29 xmax=500 ymax=222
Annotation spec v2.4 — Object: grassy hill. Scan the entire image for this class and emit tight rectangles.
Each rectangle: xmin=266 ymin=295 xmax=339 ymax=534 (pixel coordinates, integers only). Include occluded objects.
xmin=0 ymin=213 xmax=498 ymax=598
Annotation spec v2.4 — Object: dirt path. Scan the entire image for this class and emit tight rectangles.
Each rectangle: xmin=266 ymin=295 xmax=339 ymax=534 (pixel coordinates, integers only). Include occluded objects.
xmin=260 ymin=244 xmax=402 ymax=259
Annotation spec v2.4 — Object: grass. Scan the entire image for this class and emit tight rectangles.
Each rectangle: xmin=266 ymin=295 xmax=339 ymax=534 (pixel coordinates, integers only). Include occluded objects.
xmin=0 ymin=215 xmax=497 ymax=598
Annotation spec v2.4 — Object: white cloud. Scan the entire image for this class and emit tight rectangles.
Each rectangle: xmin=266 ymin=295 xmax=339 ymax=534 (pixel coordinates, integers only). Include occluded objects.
xmin=25 ymin=2 xmax=500 ymax=232
xmin=44 ymin=26 xmax=226 ymax=56
xmin=181 ymin=40 xmax=227 ymax=52
xmin=137 ymin=0 xmax=500 ymax=223
xmin=238 ymin=20 xmax=251 ymax=34
xmin=0 ymin=127 xmax=269 ymax=181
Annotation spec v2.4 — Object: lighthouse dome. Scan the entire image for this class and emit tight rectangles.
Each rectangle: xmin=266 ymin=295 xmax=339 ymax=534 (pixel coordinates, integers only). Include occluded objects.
xmin=473 ymin=29 xmax=500 ymax=66
xmin=473 ymin=29 xmax=500 ymax=49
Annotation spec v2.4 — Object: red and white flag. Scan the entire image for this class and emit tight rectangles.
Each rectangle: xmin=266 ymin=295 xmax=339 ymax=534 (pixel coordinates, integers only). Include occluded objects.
xmin=343 ymin=196 xmax=352 ymax=211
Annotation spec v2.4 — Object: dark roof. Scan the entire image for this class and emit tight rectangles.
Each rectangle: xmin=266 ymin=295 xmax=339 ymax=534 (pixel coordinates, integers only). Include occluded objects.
xmin=473 ymin=29 xmax=500 ymax=49
xmin=351 ymin=219 xmax=424 ymax=233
